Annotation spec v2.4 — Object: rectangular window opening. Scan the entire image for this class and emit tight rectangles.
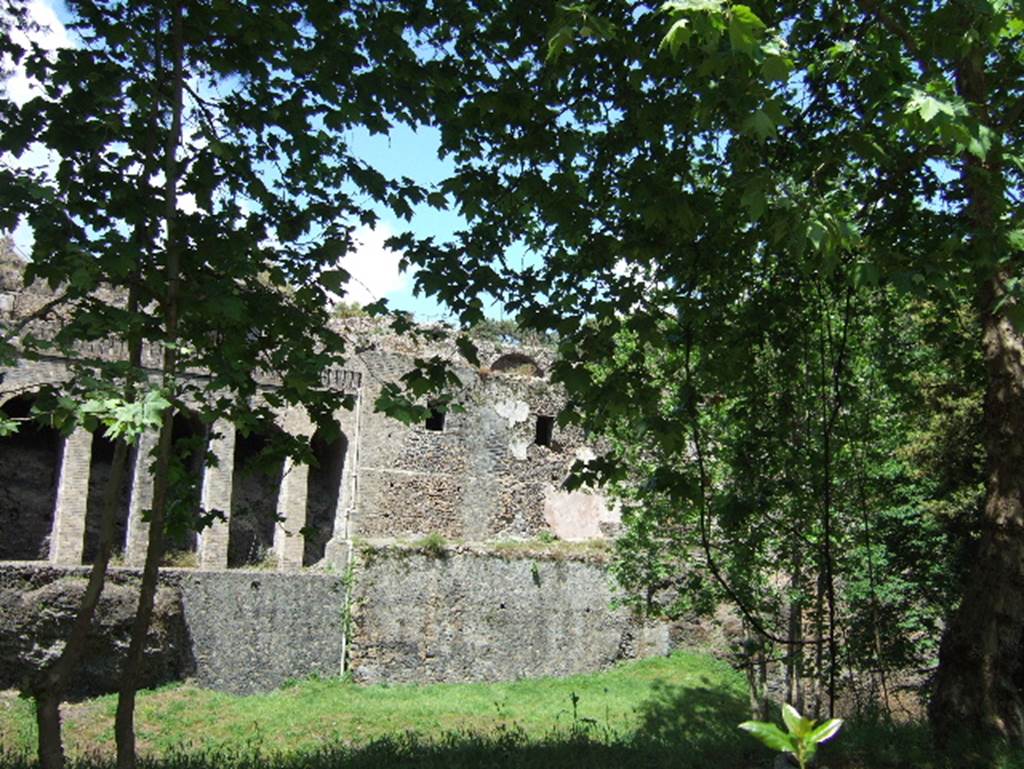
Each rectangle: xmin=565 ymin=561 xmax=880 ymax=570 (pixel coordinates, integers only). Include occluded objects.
xmin=425 ymin=408 xmax=446 ymax=432
xmin=535 ymin=415 xmax=555 ymax=447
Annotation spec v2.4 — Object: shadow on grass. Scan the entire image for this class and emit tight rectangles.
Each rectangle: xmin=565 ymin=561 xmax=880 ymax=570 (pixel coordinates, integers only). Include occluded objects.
xmin=632 ymin=676 xmax=751 ymax=762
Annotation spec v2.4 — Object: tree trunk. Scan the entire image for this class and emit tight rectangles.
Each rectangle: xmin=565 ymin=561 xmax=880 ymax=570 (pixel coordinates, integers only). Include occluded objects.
xmin=29 ymin=438 xmax=129 ymax=769
xmin=929 ymin=33 xmax=1022 ymax=745
xmin=35 ymin=690 xmax=64 ymax=769
xmin=114 ymin=413 xmax=172 ymax=769
xmin=930 ymin=276 xmax=1024 ymax=744
xmin=115 ymin=3 xmax=184 ymax=766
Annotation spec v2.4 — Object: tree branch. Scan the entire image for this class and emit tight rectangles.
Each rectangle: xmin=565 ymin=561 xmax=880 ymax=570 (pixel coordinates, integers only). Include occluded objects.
xmin=854 ymin=0 xmax=936 ymax=79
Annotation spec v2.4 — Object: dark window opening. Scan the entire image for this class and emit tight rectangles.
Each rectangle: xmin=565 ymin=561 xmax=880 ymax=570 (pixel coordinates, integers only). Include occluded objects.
xmin=304 ymin=425 xmax=347 ymax=567
xmin=228 ymin=426 xmax=284 ymax=568
xmin=83 ymin=427 xmax=132 ymax=564
xmin=163 ymin=412 xmax=208 ymax=561
xmin=0 ymin=395 xmax=60 ymax=560
xmin=535 ymin=415 xmax=555 ymax=447
xmin=425 ymin=408 xmax=445 ymax=432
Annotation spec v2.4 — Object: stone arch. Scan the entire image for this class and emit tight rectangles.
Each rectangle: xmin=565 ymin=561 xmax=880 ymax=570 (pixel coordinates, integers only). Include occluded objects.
xmin=228 ymin=421 xmax=285 ymax=568
xmin=0 ymin=393 xmax=61 ymax=560
xmin=303 ymin=423 xmax=348 ymax=566
xmin=490 ymin=352 xmax=544 ymax=378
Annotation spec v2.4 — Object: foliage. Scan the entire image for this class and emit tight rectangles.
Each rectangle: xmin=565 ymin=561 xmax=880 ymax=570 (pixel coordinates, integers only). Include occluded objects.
xmin=0 ymin=1 xmax=443 ymax=765
xmin=412 ymin=532 xmax=449 ymax=558
xmin=368 ymin=0 xmax=1021 ymax=731
xmin=739 ymin=703 xmax=842 ymax=769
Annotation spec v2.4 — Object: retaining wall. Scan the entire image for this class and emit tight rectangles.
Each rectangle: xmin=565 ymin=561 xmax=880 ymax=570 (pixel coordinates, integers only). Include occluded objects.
xmin=0 ymin=550 xmax=674 ymax=695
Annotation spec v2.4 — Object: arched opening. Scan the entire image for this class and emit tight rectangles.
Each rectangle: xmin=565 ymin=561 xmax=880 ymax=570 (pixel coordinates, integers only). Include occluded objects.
xmin=0 ymin=395 xmax=61 ymax=560
xmin=228 ymin=425 xmax=285 ymax=568
xmin=162 ymin=411 xmax=208 ymax=565
xmin=303 ymin=425 xmax=347 ymax=566
xmin=490 ymin=353 xmax=543 ymax=377
xmin=83 ymin=427 xmax=132 ymax=563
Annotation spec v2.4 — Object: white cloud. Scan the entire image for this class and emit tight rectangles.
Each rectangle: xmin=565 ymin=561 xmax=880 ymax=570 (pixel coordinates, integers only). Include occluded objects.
xmin=3 ymin=0 xmax=70 ymax=106
xmin=335 ymin=222 xmax=408 ymax=305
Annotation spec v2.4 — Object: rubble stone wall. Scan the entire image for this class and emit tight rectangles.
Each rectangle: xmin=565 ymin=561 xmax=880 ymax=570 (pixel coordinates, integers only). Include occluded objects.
xmin=0 ymin=553 xmax=677 ymax=695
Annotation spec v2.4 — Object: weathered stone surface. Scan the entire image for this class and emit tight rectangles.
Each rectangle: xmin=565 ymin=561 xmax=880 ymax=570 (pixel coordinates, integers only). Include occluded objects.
xmin=0 ymin=565 xmax=348 ymax=696
xmin=174 ymin=570 xmax=346 ymax=694
xmin=347 ymin=549 xmax=670 ymax=684
xmin=0 ymin=556 xmax=738 ymax=695
xmin=0 ymin=567 xmax=191 ymax=697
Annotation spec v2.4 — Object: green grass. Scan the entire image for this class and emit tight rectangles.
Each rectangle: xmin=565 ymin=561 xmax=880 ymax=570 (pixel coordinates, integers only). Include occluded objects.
xmin=3 ymin=652 xmax=1024 ymax=769
xmin=0 ymin=652 xmax=752 ymax=766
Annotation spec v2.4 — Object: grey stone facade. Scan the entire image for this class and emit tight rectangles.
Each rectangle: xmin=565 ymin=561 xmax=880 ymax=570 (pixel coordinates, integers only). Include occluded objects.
xmin=0 ymin=284 xmax=645 ymax=690
xmin=1 ymin=315 xmax=618 ymax=571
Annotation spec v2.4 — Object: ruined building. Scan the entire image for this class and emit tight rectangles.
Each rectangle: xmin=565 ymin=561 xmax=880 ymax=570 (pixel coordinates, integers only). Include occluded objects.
xmin=0 ymin=272 xmax=691 ymax=695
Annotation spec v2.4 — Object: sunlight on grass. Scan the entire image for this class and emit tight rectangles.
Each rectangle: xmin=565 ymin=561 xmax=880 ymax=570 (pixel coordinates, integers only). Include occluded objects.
xmin=0 ymin=652 xmax=748 ymax=764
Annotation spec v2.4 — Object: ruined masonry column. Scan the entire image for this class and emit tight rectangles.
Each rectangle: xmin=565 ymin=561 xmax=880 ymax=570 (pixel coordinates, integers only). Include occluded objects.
xmin=274 ymin=455 xmax=310 ymax=571
xmin=49 ymin=428 xmax=93 ymax=565
xmin=125 ymin=429 xmax=159 ymax=566
xmin=198 ymin=420 xmax=235 ymax=569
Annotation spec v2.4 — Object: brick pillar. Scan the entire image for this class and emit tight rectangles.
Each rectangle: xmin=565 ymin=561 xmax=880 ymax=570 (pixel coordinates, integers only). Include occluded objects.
xmin=274 ymin=457 xmax=310 ymax=570
xmin=199 ymin=420 xmax=235 ymax=569
xmin=49 ymin=428 xmax=93 ymax=565
xmin=125 ymin=430 xmax=158 ymax=566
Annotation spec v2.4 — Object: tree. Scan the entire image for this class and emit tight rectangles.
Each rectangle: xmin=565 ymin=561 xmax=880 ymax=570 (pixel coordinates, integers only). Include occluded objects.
xmin=0 ymin=1 xmax=435 ymax=767
xmin=379 ymin=0 xmax=1022 ymax=746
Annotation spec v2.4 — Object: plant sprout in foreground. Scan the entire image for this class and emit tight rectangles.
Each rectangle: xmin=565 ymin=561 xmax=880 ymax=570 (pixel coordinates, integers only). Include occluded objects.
xmin=740 ymin=704 xmax=842 ymax=769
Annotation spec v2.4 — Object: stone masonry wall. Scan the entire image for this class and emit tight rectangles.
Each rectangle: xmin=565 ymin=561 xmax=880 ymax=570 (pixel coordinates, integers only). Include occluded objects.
xmin=347 ymin=548 xmax=669 ymax=684
xmin=0 ymin=554 xmax=682 ymax=694
xmin=0 ymin=564 xmax=347 ymax=695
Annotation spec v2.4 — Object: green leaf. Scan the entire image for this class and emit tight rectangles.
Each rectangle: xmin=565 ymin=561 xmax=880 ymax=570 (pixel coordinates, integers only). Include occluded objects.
xmin=852 ymin=261 xmax=880 ymax=287
xmin=740 ymin=184 xmax=766 ymax=220
xmin=807 ymin=718 xmax=843 ymax=744
xmin=320 ymin=268 xmax=350 ymax=294
xmin=1008 ymin=228 xmax=1024 ymax=251
xmin=761 ymin=52 xmax=792 ymax=82
xmin=547 ymin=26 xmax=574 ymax=62
xmin=967 ymin=124 xmax=994 ymax=159
xmin=806 ymin=219 xmax=828 ymax=251
xmin=743 ymin=109 xmax=776 ymax=140
xmin=659 ymin=18 xmax=691 ymax=57
xmin=456 ymin=334 xmax=480 ymax=367
xmin=728 ymin=5 xmax=765 ymax=57
xmin=739 ymin=721 xmax=796 ymax=754
xmin=781 ymin=703 xmax=814 ymax=738
xmin=905 ymin=89 xmax=960 ymax=124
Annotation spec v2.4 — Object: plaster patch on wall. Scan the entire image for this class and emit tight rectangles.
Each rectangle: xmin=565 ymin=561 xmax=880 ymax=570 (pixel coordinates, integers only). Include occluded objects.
xmin=574 ymin=446 xmax=596 ymax=463
xmin=494 ymin=399 xmax=529 ymax=427
xmin=543 ymin=487 xmax=619 ymax=541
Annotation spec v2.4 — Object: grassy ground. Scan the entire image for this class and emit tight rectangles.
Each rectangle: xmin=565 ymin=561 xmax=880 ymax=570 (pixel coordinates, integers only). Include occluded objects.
xmin=1 ymin=652 xmax=1022 ymax=769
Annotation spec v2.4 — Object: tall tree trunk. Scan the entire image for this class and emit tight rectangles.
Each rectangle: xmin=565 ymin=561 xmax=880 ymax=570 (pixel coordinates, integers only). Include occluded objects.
xmin=115 ymin=3 xmax=184 ymax=767
xmin=29 ymin=437 xmax=130 ymax=769
xmin=931 ymin=275 xmax=1024 ymax=743
xmin=930 ymin=37 xmax=1022 ymax=745
xmin=114 ymin=413 xmax=172 ymax=769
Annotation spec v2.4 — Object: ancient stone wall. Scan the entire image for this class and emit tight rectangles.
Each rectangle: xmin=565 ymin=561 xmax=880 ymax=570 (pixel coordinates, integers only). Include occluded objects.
xmin=0 ymin=288 xmax=639 ymax=694
xmin=348 ymin=547 xmax=669 ymax=684
xmin=1 ymin=315 xmax=617 ymax=572
xmin=0 ymin=552 xmax=682 ymax=695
